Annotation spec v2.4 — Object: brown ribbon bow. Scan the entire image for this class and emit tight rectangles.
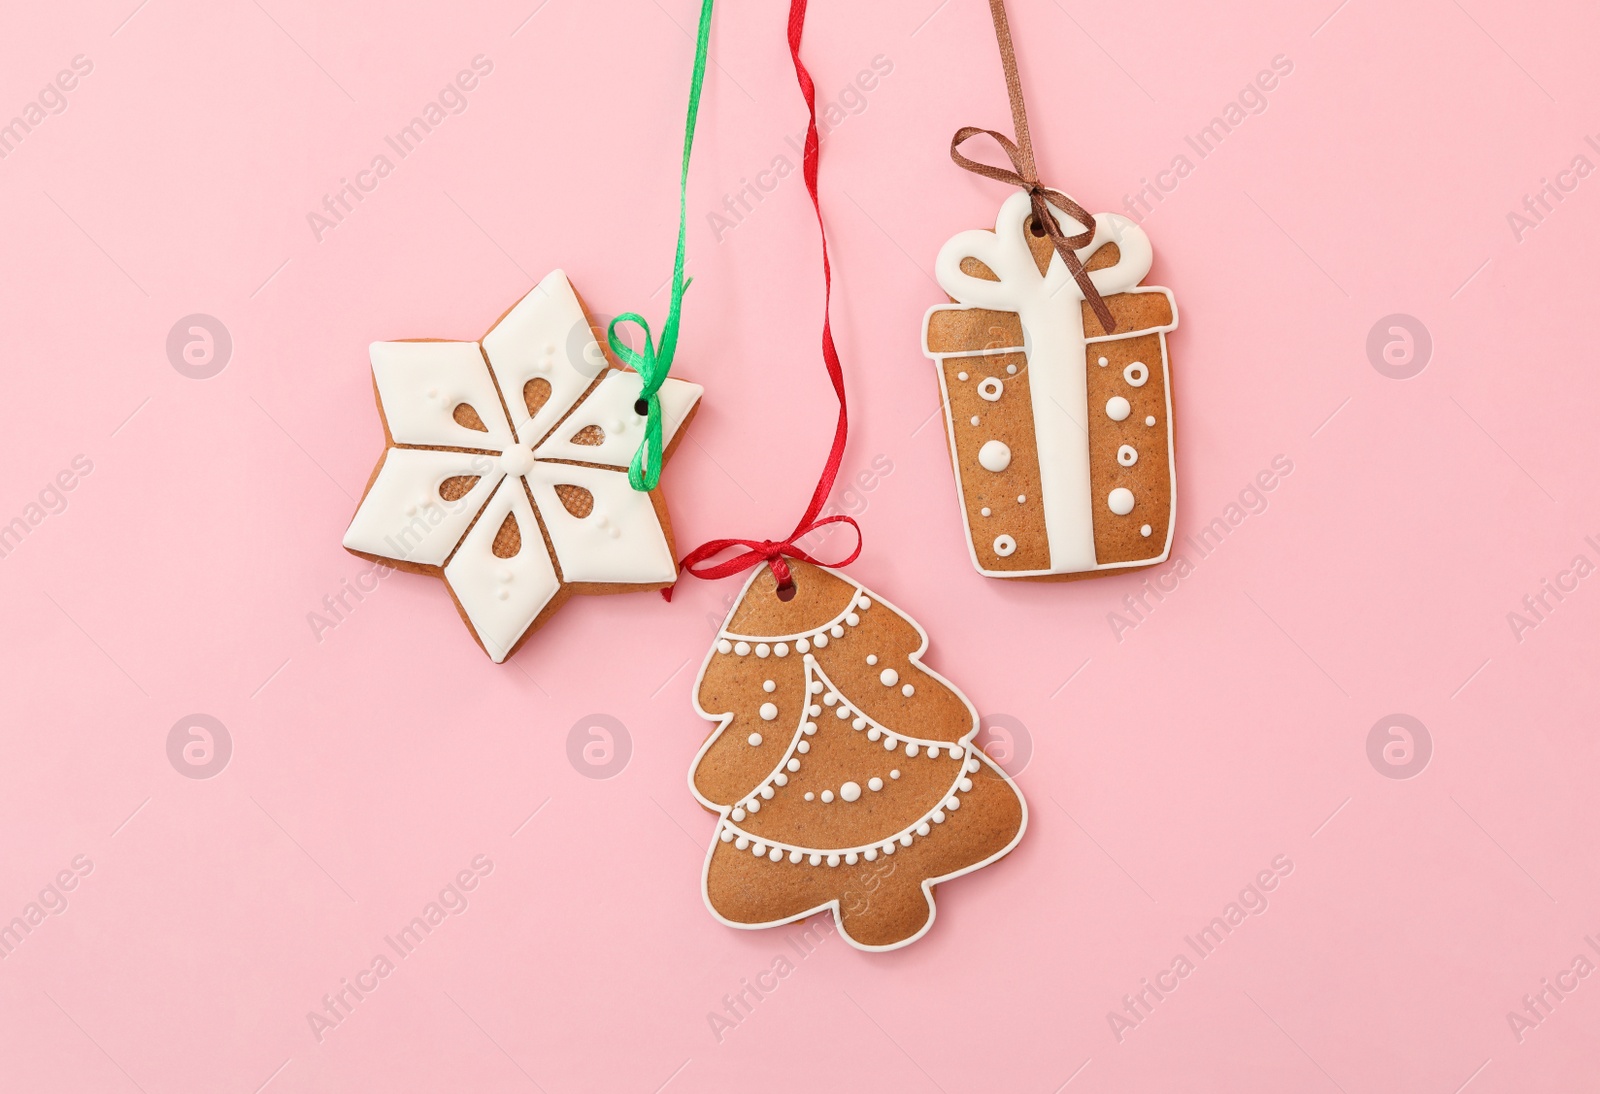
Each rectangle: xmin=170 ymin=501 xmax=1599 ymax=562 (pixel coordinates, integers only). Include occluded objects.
xmin=951 ymin=0 xmax=1117 ymax=334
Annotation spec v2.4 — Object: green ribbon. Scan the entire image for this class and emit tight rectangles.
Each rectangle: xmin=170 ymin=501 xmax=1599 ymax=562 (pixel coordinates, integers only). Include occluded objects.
xmin=610 ymin=0 xmax=714 ymax=492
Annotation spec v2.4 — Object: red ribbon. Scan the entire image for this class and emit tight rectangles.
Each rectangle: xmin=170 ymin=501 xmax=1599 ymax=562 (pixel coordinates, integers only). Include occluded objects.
xmin=665 ymin=0 xmax=860 ymax=599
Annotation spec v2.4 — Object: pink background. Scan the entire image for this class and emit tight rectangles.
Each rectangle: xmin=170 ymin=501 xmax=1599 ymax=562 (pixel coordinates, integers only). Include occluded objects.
xmin=2 ymin=0 xmax=1597 ymax=1089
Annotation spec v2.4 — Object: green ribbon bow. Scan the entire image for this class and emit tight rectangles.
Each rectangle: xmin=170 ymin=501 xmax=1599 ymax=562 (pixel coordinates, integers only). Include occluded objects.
xmin=611 ymin=0 xmax=713 ymax=492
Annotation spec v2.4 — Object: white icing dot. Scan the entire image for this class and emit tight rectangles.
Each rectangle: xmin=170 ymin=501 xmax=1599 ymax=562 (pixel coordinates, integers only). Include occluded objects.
xmin=926 ymin=744 xmax=940 ymax=759
xmin=773 ymin=772 xmax=788 ymax=786
xmin=846 ymin=612 xmax=860 ymax=626
xmin=890 ymin=769 xmax=901 ymax=779
xmin=853 ymin=717 xmax=867 ymax=730
xmin=735 ymin=836 xmax=749 ymax=849
xmin=970 ymin=416 xmax=980 ymax=426
xmin=1124 ymin=361 xmax=1149 ymax=387
xmin=1118 ymin=444 xmax=1138 ymax=467
xmin=797 ymin=740 xmax=810 ymax=753
xmin=721 ymin=829 xmax=734 ymax=842
xmin=821 ymin=790 xmax=834 ymax=803
xmin=823 ymin=692 xmax=839 ymax=707
xmin=836 ymin=707 xmax=851 ymax=720
xmin=734 ymin=642 xmax=751 ymax=656
xmin=759 ymin=702 xmax=778 ymax=721
xmin=933 ymin=809 xmax=946 ymax=823
xmin=761 ymin=785 xmax=776 ymax=799
xmin=802 ymin=722 xmax=817 ymax=735
xmin=787 ymin=759 xmax=800 ymax=772
xmin=978 ymin=439 xmax=1012 ymax=472
xmin=883 ymin=737 xmax=897 ymax=751
xmin=755 ymin=643 xmax=770 ymax=658
xmin=980 ymin=506 xmax=992 ymax=517
xmin=1141 ymin=524 xmax=1152 ymax=537
xmin=864 ymin=848 xmax=878 ymax=861
xmin=809 ymin=681 xmax=823 ymax=694
xmin=1108 ymin=487 xmax=1136 ymax=516
xmin=762 ymin=679 xmax=776 ymax=693
xmin=809 ymin=853 xmax=822 ymax=866
xmin=959 ymin=777 xmax=974 ymax=792
xmin=796 ymin=638 xmax=810 ymax=653
xmin=752 ymin=842 xmax=765 ymax=856
xmin=906 ymin=743 xmax=920 ymax=758
xmin=978 ymin=377 xmax=1004 ymax=401
xmin=804 ymin=792 xmax=814 ymax=801
xmin=880 ymin=668 xmax=900 ymax=687
xmin=813 ymin=633 xmax=828 ymax=648
xmin=867 ymin=728 xmax=882 ymax=741
xmin=1106 ymin=396 xmax=1131 ymax=421
xmin=1006 ymin=363 xmax=1017 ymax=375
xmin=789 ymin=850 xmax=802 ymax=863
xmin=957 ymin=370 xmax=969 ymax=381
xmin=732 ymin=810 xmax=746 ymax=823
xmin=1145 ymin=415 xmax=1157 ymax=427
xmin=858 ymin=597 xmax=871 ymax=609
xmin=746 ymin=799 xmax=761 ymax=813
xmin=902 ymin=684 xmax=915 ymax=697
xmin=775 ymin=643 xmax=789 ymax=657
xmin=846 ymin=852 xmax=858 ymax=865
xmin=899 ymin=833 xmax=914 ymax=847
xmin=917 ymin=823 xmax=930 ymax=836
xmin=947 ymin=797 xmax=961 ymax=810
xmin=1017 ymin=494 xmax=1027 ymax=503
xmin=747 ymin=732 xmax=763 ymax=746
xmin=808 ymin=704 xmax=821 ymax=716
xmin=993 ymin=535 xmax=1017 ymax=557
xmin=840 ymin=781 xmax=861 ymax=802
xmin=866 ymin=654 xmax=878 ymax=665
xmin=830 ymin=625 xmax=844 ymax=638
xmin=1097 ymin=355 xmax=1108 ymax=367
xmin=883 ymin=842 xmax=896 ymax=855
xmin=827 ymin=854 xmax=841 ymax=868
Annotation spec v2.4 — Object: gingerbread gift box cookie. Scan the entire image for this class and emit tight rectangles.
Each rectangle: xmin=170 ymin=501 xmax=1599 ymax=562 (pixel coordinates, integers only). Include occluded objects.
xmin=922 ymin=191 xmax=1178 ymax=579
xmin=689 ymin=560 xmax=1026 ymax=951
xmin=343 ymin=269 xmax=702 ymax=662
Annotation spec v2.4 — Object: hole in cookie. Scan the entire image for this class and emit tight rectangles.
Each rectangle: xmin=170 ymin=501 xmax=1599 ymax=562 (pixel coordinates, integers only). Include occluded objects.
xmin=776 ymin=581 xmax=797 ymax=602
xmin=556 ymin=484 xmax=595 ymax=518
xmin=958 ymin=256 xmax=1000 ymax=282
xmin=452 ymin=403 xmax=489 ymax=432
xmin=491 ymin=511 xmax=521 ymax=558
xmin=438 ymin=475 xmax=480 ymax=501
xmin=1027 ymin=215 xmax=1047 ymax=237
xmin=569 ymin=425 xmax=605 ymax=446
xmin=523 ymin=377 xmax=552 ymax=421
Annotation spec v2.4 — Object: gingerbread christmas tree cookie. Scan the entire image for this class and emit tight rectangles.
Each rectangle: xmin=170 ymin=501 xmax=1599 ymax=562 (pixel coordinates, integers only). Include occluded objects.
xmin=690 ymin=561 xmax=1026 ymax=951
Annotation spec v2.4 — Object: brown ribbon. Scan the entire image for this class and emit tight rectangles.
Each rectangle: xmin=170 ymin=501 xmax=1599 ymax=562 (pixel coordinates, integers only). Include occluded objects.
xmin=951 ymin=0 xmax=1117 ymax=333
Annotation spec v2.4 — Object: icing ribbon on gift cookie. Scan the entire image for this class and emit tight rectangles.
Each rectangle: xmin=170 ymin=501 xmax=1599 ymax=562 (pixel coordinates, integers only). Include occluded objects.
xmin=608 ymin=0 xmax=713 ymax=492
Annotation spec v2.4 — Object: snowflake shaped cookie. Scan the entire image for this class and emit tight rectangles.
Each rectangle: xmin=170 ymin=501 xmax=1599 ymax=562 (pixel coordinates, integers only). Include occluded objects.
xmin=343 ymin=269 xmax=702 ymax=662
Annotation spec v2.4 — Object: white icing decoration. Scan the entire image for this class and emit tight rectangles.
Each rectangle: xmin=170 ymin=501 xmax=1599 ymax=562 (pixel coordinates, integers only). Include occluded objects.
xmin=796 ymin=638 xmax=810 ymax=653
xmin=717 ymin=640 xmax=732 ymax=654
xmin=1097 ymin=355 xmax=1108 ymax=366
xmin=1145 ymin=415 xmax=1157 ymax=427
xmin=970 ymin=416 xmax=980 ymax=426
xmin=344 ymin=270 xmax=705 ymax=662
xmin=993 ymin=535 xmax=1016 ymax=557
xmin=1108 ymin=488 xmax=1136 ymax=516
xmin=978 ymin=440 xmax=1012 ymax=473
xmin=980 ymin=507 xmax=991 ymax=517
xmin=840 ymin=781 xmax=861 ymax=803
xmin=1117 ymin=444 xmax=1138 ymax=467
xmin=866 ymin=654 xmax=878 ymax=665
xmin=978 ymin=377 xmax=1004 ymax=401
xmin=736 ymin=642 xmax=751 ymax=656
xmin=907 ymin=744 xmax=919 ymax=757
xmin=890 ymin=769 xmax=901 ymax=779
xmin=759 ymin=703 xmax=778 ymax=721
xmin=1106 ymin=396 xmax=1131 ymax=421
xmin=763 ymin=680 xmax=776 ymax=692
xmin=1006 ymin=363 xmax=1017 ymax=375
xmin=868 ymin=777 xmax=883 ymax=792
xmin=1017 ymin=495 xmax=1026 ymax=503
xmin=957 ymin=371 xmax=969 ymax=381
xmin=879 ymin=668 xmax=899 ymax=687
xmin=1124 ymin=361 xmax=1149 ymax=387
xmin=1141 ymin=524 xmax=1152 ymax=537
xmin=775 ymin=643 xmax=789 ymax=657
xmin=805 ymin=792 xmax=814 ymax=801
xmin=821 ymin=790 xmax=834 ymax=803
xmin=756 ymin=643 xmax=770 ymax=658
xmin=747 ymin=732 xmax=763 ymax=746
xmin=902 ymin=685 xmax=915 ymax=697
xmin=846 ymin=612 xmax=860 ymax=626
